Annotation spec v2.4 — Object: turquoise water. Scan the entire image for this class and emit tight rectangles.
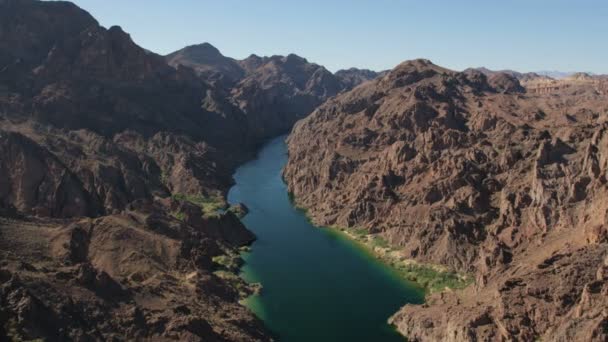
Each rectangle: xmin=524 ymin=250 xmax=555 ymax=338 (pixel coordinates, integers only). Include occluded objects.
xmin=227 ymin=136 xmax=424 ymax=342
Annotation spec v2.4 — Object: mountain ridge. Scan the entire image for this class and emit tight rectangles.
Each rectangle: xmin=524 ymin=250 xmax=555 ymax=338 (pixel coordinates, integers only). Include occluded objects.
xmin=165 ymin=43 xmax=384 ymax=140
xmin=285 ymin=58 xmax=608 ymax=341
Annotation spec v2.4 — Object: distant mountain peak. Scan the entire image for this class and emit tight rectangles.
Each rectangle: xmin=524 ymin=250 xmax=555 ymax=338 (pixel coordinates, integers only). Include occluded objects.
xmin=334 ymin=68 xmax=384 ymax=89
xmin=174 ymin=42 xmax=224 ymax=59
xmin=165 ymin=42 xmax=244 ymax=84
xmin=283 ymin=53 xmax=309 ymax=65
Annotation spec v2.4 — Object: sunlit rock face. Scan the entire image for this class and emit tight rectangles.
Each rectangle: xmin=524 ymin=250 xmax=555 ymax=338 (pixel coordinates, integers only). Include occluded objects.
xmin=285 ymin=58 xmax=608 ymax=341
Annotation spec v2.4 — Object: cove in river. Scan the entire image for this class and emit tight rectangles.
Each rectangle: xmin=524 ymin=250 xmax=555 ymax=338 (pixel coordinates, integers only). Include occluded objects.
xmin=227 ymin=136 xmax=425 ymax=342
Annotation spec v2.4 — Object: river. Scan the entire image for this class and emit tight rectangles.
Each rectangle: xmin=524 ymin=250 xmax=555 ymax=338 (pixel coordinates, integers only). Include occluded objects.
xmin=227 ymin=135 xmax=424 ymax=342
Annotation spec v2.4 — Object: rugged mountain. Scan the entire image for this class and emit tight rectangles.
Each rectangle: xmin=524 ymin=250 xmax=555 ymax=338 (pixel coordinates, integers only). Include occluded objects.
xmin=334 ymin=68 xmax=384 ymax=89
xmin=166 ymin=43 xmax=245 ymax=87
xmin=0 ymin=201 xmax=268 ymax=341
xmin=473 ymin=67 xmax=608 ymax=95
xmin=230 ymin=54 xmax=344 ymax=139
xmin=285 ymin=59 xmax=608 ymax=341
xmin=0 ymin=0 xmax=256 ymax=216
xmin=468 ymin=67 xmax=552 ymax=84
xmin=238 ymin=54 xmax=270 ymax=74
xmin=0 ymin=0 xmax=273 ymax=340
xmin=0 ymin=0 xmax=255 ymax=150
xmin=536 ymin=70 xmax=580 ymax=79
xmin=523 ymin=73 xmax=608 ymax=95
xmin=167 ymin=46 xmax=347 ymax=140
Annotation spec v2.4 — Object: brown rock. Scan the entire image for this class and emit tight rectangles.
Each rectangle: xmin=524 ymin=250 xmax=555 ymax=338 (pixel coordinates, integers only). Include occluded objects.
xmin=0 ymin=1 xmax=277 ymax=340
xmin=285 ymin=59 xmax=608 ymax=341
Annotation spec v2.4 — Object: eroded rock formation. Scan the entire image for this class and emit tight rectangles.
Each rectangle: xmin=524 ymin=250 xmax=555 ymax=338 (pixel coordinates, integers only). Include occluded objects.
xmin=285 ymin=58 xmax=608 ymax=341
xmin=1 ymin=201 xmax=266 ymax=341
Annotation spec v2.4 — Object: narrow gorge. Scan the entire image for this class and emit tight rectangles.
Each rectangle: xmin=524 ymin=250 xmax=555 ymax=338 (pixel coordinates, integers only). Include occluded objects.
xmin=1 ymin=0 xmax=607 ymax=341
xmin=227 ymin=136 xmax=424 ymax=341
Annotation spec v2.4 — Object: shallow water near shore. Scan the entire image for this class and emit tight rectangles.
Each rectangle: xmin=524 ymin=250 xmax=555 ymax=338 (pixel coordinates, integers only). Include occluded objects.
xmin=227 ymin=135 xmax=424 ymax=342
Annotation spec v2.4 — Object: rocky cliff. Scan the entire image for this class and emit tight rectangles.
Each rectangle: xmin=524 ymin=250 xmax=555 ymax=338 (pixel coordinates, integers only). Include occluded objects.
xmin=0 ymin=0 xmax=274 ymax=340
xmin=285 ymin=59 xmax=608 ymax=341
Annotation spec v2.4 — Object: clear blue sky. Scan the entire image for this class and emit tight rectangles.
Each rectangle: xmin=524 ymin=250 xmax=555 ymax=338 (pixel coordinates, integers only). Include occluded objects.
xmin=66 ymin=0 xmax=607 ymax=73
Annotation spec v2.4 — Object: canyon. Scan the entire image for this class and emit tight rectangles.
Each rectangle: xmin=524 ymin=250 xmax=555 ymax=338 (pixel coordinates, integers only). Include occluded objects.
xmin=0 ymin=0 xmax=370 ymax=340
xmin=1 ymin=0 xmax=607 ymax=341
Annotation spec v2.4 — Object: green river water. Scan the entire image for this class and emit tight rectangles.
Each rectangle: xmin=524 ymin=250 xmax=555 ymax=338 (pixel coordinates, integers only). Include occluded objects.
xmin=227 ymin=136 xmax=425 ymax=342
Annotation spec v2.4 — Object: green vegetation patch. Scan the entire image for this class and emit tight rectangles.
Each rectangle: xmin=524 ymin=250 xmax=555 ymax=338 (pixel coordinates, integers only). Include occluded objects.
xmin=352 ymin=227 xmax=369 ymax=237
xmin=214 ymin=270 xmax=262 ymax=298
xmin=331 ymin=225 xmax=473 ymax=294
xmin=395 ymin=263 xmax=472 ymax=293
xmin=370 ymin=235 xmax=390 ymax=249
xmin=170 ymin=210 xmax=185 ymax=221
xmin=172 ymin=193 xmax=227 ymax=217
xmin=228 ymin=205 xmax=248 ymax=218
xmin=212 ymin=253 xmax=243 ymax=272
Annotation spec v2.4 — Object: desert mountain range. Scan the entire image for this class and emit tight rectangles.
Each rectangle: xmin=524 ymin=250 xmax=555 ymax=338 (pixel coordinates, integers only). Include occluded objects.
xmin=1 ymin=0 xmax=607 ymax=341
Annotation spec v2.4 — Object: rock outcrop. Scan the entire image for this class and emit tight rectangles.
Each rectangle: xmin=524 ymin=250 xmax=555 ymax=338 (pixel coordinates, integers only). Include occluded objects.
xmin=285 ymin=58 xmax=608 ymax=341
xmin=1 ymin=201 xmax=266 ymax=341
